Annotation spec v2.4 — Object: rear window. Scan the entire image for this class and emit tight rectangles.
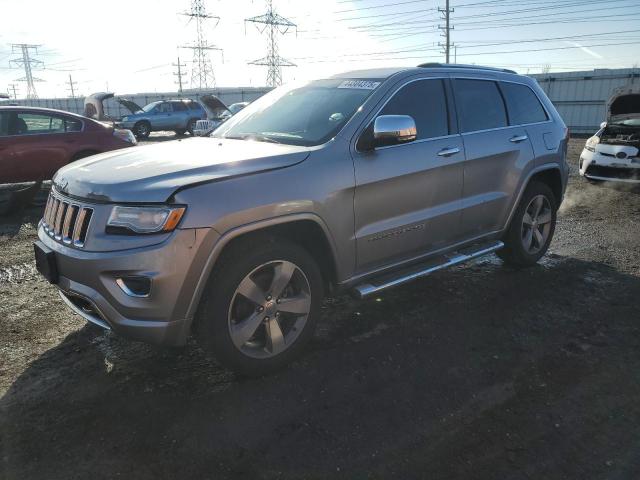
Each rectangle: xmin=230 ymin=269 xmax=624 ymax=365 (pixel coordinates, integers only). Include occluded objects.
xmin=453 ymin=79 xmax=507 ymax=133
xmin=500 ymin=82 xmax=548 ymax=125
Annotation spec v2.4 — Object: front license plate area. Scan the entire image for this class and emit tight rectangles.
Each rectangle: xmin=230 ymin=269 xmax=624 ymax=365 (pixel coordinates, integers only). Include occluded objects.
xmin=34 ymin=240 xmax=59 ymax=284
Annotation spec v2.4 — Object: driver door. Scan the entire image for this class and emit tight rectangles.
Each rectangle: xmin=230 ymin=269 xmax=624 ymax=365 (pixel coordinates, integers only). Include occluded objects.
xmin=352 ymin=77 xmax=466 ymax=271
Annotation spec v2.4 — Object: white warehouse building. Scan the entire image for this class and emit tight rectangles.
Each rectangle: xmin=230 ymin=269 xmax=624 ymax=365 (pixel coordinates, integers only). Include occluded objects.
xmin=531 ymin=67 xmax=640 ymax=135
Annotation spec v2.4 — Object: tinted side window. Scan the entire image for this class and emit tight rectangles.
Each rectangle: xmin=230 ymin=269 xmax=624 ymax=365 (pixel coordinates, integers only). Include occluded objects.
xmin=500 ymin=82 xmax=548 ymax=125
xmin=172 ymin=101 xmax=187 ymax=111
xmin=453 ymin=79 xmax=507 ymax=133
xmin=0 ymin=112 xmax=9 ymax=136
xmin=9 ymin=113 xmax=65 ymax=135
xmin=157 ymin=103 xmax=173 ymax=113
xmin=379 ymin=79 xmax=449 ymax=140
xmin=187 ymin=101 xmax=201 ymax=111
xmin=65 ymin=118 xmax=83 ymax=132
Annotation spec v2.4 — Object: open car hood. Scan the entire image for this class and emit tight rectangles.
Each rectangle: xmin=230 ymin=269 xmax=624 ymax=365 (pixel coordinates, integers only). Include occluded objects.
xmin=83 ymin=92 xmax=114 ymax=120
xmin=117 ymin=98 xmax=144 ymax=115
xmin=200 ymin=94 xmax=231 ymax=119
xmin=52 ymin=137 xmax=310 ymax=203
xmin=607 ymin=85 xmax=640 ymax=122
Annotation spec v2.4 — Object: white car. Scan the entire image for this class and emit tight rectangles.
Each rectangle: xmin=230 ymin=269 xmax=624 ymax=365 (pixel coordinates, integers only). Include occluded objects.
xmin=579 ymin=86 xmax=640 ymax=183
xmin=193 ymin=102 xmax=250 ymax=137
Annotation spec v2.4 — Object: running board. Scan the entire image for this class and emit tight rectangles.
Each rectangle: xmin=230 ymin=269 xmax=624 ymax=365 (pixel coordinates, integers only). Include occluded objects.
xmin=352 ymin=241 xmax=504 ymax=299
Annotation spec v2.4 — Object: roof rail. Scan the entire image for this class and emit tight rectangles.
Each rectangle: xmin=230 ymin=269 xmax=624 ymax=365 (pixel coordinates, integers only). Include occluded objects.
xmin=417 ymin=63 xmax=517 ymax=74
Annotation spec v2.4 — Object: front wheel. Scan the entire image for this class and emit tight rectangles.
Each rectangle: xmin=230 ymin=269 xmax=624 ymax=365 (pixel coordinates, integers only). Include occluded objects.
xmin=195 ymin=237 xmax=324 ymax=376
xmin=133 ymin=121 xmax=151 ymax=139
xmin=187 ymin=118 xmax=198 ymax=135
xmin=497 ymin=181 xmax=557 ymax=267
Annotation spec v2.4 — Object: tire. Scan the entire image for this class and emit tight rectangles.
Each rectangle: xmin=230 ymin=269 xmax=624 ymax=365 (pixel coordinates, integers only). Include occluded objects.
xmin=186 ymin=118 xmax=198 ymax=135
xmin=133 ymin=121 xmax=151 ymax=139
xmin=175 ymin=129 xmax=186 ymax=136
xmin=195 ymin=236 xmax=324 ymax=376
xmin=497 ymin=181 xmax=557 ymax=267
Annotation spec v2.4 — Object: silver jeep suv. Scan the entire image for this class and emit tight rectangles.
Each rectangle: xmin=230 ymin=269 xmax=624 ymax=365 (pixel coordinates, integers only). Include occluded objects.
xmin=34 ymin=64 xmax=569 ymax=375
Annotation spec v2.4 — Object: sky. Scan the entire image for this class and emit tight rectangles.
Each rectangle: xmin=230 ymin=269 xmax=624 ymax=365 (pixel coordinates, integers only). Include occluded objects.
xmin=1 ymin=0 xmax=639 ymax=99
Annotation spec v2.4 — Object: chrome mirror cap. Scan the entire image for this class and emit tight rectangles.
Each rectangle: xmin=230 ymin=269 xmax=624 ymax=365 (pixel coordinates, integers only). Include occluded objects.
xmin=373 ymin=115 xmax=417 ymax=145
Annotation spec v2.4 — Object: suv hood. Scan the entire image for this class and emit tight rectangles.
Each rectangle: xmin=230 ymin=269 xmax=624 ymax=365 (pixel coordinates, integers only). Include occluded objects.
xmin=53 ymin=138 xmax=310 ymax=203
xmin=608 ymin=85 xmax=640 ymax=122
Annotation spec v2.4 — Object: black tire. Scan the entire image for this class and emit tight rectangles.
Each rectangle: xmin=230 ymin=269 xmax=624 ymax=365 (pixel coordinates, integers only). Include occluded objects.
xmin=497 ymin=181 xmax=557 ymax=267
xmin=186 ymin=118 xmax=198 ymax=135
xmin=175 ymin=129 xmax=186 ymax=136
xmin=133 ymin=121 xmax=151 ymax=139
xmin=195 ymin=236 xmax=324 ymax=376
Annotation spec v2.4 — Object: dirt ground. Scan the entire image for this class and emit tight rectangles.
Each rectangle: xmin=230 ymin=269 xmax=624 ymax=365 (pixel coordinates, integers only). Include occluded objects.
xmin=1 ymin=138 xmax=640 ymax=479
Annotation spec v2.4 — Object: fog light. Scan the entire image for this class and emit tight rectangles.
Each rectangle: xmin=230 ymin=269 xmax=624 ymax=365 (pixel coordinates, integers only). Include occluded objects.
xmin=116 ymin=276 xmax=152 ymax=297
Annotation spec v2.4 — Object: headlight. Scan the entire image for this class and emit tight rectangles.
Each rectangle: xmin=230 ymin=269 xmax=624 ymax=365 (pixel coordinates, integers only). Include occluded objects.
xmin=113 ymin=128 xmax=137 ymax=145
xmin=107 ymin=206 xmax=186 ymax=234
xmin=585 ymin=135 xmax=599 ymax=152
xmin=122 ymin=116 xmax=129 ymax=122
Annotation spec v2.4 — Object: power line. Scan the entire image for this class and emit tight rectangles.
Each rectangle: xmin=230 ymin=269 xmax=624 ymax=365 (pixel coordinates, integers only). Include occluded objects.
xmin=9 ymin=43 xmax=44 ymax=99
xmin=245 ymin=0 xmax=296 ymax=87
xmin=180 ymin=0 xmax=223 ymax=89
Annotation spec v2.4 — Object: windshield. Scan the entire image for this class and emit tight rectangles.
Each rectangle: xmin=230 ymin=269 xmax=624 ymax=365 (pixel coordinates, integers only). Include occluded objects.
xmin=142 ymin=101 xmax=161 ymax=113
xmin=213 ymin=78 xmax=381 ymax=146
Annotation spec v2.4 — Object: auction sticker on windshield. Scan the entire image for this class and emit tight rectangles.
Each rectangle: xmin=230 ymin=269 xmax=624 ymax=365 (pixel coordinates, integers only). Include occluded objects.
xmin=338 ymin=80 xmax=381 ymax=90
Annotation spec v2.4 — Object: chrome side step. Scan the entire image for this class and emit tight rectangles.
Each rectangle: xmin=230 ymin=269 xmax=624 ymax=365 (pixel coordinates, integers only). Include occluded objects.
xmin=352 ymin=241 xmax=504 ymax=299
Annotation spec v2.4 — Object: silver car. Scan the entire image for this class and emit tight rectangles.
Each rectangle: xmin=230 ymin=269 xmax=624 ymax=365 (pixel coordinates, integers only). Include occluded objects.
xmin=35 ymin=64 xmax=569 ymax=375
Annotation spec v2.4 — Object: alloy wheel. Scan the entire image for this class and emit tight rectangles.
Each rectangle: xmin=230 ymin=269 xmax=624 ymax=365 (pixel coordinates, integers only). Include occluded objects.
xmin=227 ymin=260 xmax=311 ymax=359
xmin=521 ymin=194 xmax=553 ymax=255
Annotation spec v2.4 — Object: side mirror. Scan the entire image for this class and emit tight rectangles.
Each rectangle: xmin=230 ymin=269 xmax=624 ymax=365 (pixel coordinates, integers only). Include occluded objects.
xmin=600 ymin=121 xmax=607 ymax=129
xmin=373 ymin=115 xmax=417 ymax=147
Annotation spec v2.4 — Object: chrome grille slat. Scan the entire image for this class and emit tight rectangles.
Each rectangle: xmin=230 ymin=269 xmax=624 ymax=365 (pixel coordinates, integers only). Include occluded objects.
xmin=41 ymin=192 xmax=93 ymax=249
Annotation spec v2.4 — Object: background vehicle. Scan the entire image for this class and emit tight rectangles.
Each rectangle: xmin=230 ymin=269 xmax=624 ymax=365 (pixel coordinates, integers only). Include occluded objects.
xmin=115 ymin=98 xmax=207 ymax=138
xmin=0 ymin=106 xmax=136 ymax=185
xmin=579 ymin=85 xmax=640 ymax=183
xmin=36 ymin=64 xmax=568 ymax=375
xmin=193 ymin=100 xmax=250 ymax=136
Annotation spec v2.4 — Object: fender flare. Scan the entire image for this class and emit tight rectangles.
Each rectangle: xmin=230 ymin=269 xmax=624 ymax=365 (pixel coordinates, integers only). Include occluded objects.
xmin=184 ymin=212 xmax=340 ymax=321
xmin=502 ymin=163 xmax=564 ymax=231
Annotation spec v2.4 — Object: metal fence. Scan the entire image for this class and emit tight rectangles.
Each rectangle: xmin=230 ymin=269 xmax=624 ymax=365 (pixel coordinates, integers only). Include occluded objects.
xmin=5 ymin=87 xmax=272 ymax=119
xmin=531 ymin=68 xmax=640 ymax=134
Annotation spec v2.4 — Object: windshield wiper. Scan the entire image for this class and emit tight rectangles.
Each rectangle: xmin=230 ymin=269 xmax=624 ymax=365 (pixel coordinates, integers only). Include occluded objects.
xmin=224 ymin=133 xmax=283 ymax=144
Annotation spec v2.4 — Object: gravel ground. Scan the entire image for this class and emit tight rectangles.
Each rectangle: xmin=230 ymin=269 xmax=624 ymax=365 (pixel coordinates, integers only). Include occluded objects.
xmin=1 ymin=138 xmax=640 ymax=479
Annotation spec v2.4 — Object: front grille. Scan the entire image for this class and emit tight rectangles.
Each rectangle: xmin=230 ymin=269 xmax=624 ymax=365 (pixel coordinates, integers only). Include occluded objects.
xmin=42 ymin=192 xmax=94 ymax=248
xmin=585 ymin=165 xmax=640 ymax=181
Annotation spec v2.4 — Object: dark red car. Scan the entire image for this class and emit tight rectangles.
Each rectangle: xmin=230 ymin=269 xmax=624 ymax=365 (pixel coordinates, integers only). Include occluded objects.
xmin=0 ymin=106 xmax=137 ymax=184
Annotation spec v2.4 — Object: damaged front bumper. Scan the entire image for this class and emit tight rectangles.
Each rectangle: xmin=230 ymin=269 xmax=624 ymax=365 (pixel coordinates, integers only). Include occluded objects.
xmin=579 ymin=143 xmax=640 ymax=183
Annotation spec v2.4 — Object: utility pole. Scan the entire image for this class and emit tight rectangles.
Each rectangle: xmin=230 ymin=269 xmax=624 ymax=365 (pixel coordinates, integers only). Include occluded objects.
xmin=245 ymin=0 xmax=297 ymax=87
xmin=9 ymin=43 xmax=44 ymax=99
xmin=180 ymin=0 xmax=223 ymax=90
xmin=8 ymin=83 xmax=19 ymax=99
xmin=67 ymin=74 xmax=78 ymax=98
xmin=438 ymin=0 xmax=454 ymax=64
xmin=173 ymin=57 xmax=187 ymax=93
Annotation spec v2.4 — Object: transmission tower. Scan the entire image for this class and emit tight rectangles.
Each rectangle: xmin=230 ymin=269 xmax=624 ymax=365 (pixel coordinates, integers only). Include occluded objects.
xmin=9 ymin=44 xmax=44 ymax=99
xmin=245 ymin=0 xmax=296 ymax=87
xmin=173 ymin=57 xmax=187 ymax=93
xmin=438 ymin=0 xmax=454 ymax=64
xmin=180 ymin=0 xmax=223 ymax=89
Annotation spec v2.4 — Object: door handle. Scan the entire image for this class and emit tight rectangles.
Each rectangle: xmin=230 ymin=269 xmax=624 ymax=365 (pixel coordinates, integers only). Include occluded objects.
xmin=437 ymin=147 xmax=460 ymax=157
xmin=509 ymin=134 xmax=528 ymax=143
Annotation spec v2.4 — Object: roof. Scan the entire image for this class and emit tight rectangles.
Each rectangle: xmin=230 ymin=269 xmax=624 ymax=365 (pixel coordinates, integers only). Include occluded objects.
xmin=332 ymin=63 xmax=518 ymax=80
xmin=0 ymin=105 xmax=90 ymax=120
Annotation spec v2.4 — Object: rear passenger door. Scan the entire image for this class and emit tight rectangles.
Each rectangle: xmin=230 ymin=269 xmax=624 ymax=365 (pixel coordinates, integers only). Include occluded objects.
xmin=171 ymin=101 xmax=190 ymax=129
xmin=353 ymin=77 xmax=465 ymax=271
xmin=452 ymin=78 xmax=536 ymax=240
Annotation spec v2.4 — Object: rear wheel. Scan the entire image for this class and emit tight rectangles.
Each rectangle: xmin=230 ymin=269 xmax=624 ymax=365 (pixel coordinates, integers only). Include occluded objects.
xmin=133 ymin=121 xmax=151 ymax=139
xmin=497 ymin=181 xmax=557 ymax=267
xmin=195 ymin=237 xmax=324 ymax=376
xmin=175 ymin=129 xmax=186 ymax=136
xmin=187 ymin=118 xmax=198 ymax=135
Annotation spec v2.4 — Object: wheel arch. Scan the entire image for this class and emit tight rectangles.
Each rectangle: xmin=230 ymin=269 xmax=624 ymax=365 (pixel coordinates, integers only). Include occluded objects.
xmin=185 ymin=214 xmax=340 ymax=321
xmin=503 ymin=164 xmax=564 ymax=232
